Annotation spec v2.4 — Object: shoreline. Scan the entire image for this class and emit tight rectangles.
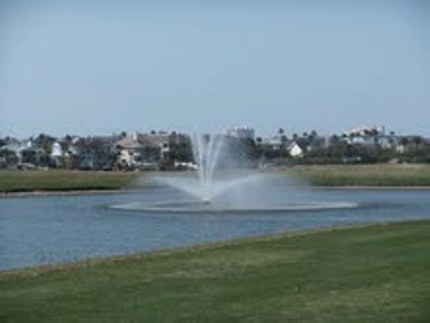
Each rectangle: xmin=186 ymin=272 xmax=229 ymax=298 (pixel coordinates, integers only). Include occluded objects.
xmin=2 ymin=219 xmax=428 ymax=322
xmin=2 ymin=185 xmax=430 ymax=198
xmin=311 ymin=185 xmax=430 ymax=190
xmin=1 ymin=219 xmax=425 ymax=274
xmin=0 ymin=189 xmax=125 ymax=198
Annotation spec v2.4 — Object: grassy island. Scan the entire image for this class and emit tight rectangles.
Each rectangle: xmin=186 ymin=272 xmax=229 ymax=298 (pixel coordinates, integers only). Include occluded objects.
xmin=1 ymin=220 xmax=429 ymax=322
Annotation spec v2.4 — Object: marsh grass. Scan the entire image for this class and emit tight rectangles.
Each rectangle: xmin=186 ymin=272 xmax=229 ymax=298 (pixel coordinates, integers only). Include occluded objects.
xmin=1 ymin=221 xmax=429 ymax=322
xmin=1 ymin=164 xmax=430 ymax=193
xmin=290 ymin=164 xmax=430 ymax=186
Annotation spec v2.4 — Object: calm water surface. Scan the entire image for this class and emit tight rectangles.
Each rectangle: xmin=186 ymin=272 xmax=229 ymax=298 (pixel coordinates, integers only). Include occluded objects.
xmin=1 ymin=186 xmax=429 ymax=270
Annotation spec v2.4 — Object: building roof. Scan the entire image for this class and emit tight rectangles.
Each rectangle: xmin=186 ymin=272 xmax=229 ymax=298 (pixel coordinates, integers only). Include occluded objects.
xmin=115 ymin=133 xmax=170 ymax=149
xmin=115 ymin=136 xmax=143 ymax=149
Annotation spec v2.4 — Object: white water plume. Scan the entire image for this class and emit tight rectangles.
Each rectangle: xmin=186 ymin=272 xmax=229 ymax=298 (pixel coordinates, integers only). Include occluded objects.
xmin=155 ymin=133 xmax=262 ymax=204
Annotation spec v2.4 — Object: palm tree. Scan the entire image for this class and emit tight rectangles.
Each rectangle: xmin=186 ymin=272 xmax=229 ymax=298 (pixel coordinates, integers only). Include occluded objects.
xmin=280 ymin=135 xmax=288 ymax=149
xmin=310 ymin=130 xmax=318 ymax=138
xmin=412 ymin=136 xmax=423 ymax=151
xmin=330 ymin=135 xmax=340 ymax=145
xmin=399 ymin=137 xmax=409 ymax=146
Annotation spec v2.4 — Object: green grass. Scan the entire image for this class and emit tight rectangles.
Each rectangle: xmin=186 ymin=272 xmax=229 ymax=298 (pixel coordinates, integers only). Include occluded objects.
xmin=0 ymin=170 xmax=137 ymax=193
xmin=290 ymin=164 xmax=430 ymax=186
xmin=1 ymin=164 xmax=430 ymax=193
xmin=1 ymin=221 xmax=429 ymax=322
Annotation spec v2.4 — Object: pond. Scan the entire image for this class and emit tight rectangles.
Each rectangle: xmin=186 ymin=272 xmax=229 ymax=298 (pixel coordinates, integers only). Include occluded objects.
xmin=1 ymin=185 xmax=429 ymax=270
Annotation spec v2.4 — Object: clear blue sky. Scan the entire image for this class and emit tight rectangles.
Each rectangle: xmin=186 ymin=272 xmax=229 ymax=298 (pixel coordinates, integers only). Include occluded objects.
xmin=1 ymin=0 xmax=429 ymax=138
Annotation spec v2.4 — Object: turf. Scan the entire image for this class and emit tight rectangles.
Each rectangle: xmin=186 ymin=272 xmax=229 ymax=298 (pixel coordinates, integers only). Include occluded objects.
xmin=1 ymin=220 xmax=429 ymax=322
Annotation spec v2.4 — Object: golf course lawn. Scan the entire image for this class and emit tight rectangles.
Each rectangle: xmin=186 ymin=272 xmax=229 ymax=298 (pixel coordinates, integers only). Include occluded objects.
xmin=1 ymin=220 xmax=429 ymax=322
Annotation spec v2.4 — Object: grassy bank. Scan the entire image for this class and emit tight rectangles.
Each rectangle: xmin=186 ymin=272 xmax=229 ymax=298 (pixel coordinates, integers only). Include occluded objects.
xmin=290 ymin=164 xmax=430 ymax=187
xmin=1 ymin=164 xmax=430 ymax=193
xmin=0 ymin=170 xmax=137 ymax=193
xmin=1 ymin=220 xmax=429 ymax=322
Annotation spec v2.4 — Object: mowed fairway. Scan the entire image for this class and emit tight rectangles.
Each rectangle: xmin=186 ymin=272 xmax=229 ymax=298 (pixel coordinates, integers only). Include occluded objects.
xmin=1 ymin=221 xmax=429 ymax=322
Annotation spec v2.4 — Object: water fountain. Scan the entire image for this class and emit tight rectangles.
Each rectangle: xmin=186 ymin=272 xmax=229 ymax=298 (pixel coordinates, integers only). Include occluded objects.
xmin=110 ymin=132 xmax=358 ymax=213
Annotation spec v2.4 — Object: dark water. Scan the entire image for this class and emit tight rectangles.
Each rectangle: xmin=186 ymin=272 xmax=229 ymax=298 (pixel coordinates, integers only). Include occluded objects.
xmin=1 ymin=186 xmax=429 ymax=270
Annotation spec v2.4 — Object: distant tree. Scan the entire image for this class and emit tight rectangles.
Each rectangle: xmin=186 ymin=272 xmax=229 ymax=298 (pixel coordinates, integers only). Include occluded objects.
xmin=60 ymin=135 xmax=73 ymax=154
xmin=278 ymin=128 xmax=284 ymax=136
xmin=400 ymin=137 xmax=409 ymax=146
xmin=307 ymin=130 xmax=318 ymax=144
xmin=280 ymin=135 xmax=288 ymax=146
xmin=21 ymin=149 xmax=38 ymax=164
xmin=411 ymin=136 xmax=424 ymax=152
xmin=34 ymin=133 xmax=56 ymax=155
xmin=0 ymin=149 xmax=18 ymax=167
xmin=167 ymin=140 xmax=193 ymax=164
xmin=412 ymin=136 xmax=423 ymax=146
xmin=330 ymin=135 xmax=341 ymax=145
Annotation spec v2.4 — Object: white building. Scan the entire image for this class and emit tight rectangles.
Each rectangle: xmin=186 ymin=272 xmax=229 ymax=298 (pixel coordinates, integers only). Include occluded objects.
xmin=343 ymin=125 xmax=385 ymax=137
xmin=223 ymin=126 xmax=255 ymax=140
xmin=288 ymin=141 xmax=304 ymax=158
xmin=51 ymin=142 xmax=63 ymax=158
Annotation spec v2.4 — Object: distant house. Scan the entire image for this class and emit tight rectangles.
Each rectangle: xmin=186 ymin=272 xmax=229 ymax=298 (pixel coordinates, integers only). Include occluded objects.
xmin=0 ymin=138 xmax=45 ymax=167
xmin=343 ymin=125 xmax=385 ymax=137
xmin=287 ymin=141 xmax=304 ymax=158
xmin=396 ymin=143 xmax=407 ymax=154
xmin=83 ymin=136 xmax=116 ymax=170
xmin=377 ymin=135 xmax=397 ymax=149
xmin=223 ymin=126 xmax=255 ymax=140
xmin=3 ymin=138 xmax=21 ymax=153
xmin=341 ymin=125 xmax=405 ymax=151
xmin=139 ymin=133 xmax=170 ymax=162
xmin=65 ymin=136 xmax=117 ymax=170
xmin=51 ymin=142 xmax=63 ymax=158
xmin=261 ymin=136 xmax=284 ymax=151
xmin=0 ymin=140 xmax=19 ymax=168
xmin=115 ymin=132 xmax=164 ymax=169
xmin=48 ymin=142 xmax=64 ymax=167
xmin=115 ymin=133 xmax=145 ymax=168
